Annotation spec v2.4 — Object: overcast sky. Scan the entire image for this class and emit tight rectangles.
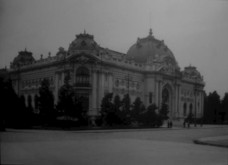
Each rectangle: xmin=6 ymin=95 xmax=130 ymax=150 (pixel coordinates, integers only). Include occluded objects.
xmin=0 ymin=0 xmax=228 ymax=97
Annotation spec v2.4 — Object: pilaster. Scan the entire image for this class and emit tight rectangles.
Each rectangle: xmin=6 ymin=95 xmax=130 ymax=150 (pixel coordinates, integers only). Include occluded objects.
xmin=108 ymin=73 xmax=113 ymax=93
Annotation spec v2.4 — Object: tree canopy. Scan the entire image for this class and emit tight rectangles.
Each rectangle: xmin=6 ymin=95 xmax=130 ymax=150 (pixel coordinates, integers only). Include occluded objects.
xmin=38 ymin=78 xmax=55 ymax=123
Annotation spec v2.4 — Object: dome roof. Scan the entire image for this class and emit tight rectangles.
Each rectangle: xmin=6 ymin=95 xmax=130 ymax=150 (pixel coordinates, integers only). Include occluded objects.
xmin=183 ymin=65 xmax=203 ymax=81
xmin=126 ymin=29 xmax=178 ymax=67
xmin=68 ymin=30 xmax=99 ymax=53
xmin=11 ymin=49 xmax=35 ymax=68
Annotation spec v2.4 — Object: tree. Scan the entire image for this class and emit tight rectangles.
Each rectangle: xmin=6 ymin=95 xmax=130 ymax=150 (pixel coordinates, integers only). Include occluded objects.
xmin=140 ymin=104 xmax=161 ymax=127
xmin=38 ymin=79 xmax=55 ymax=124
xmin=204 ymin=91 xmax=221 ymax=124
xmin=74 ymin=96 xmax=88 ymax=125
xmin=100 ymin=93 xmax=114 ymax=126
xmin=0 ymin=78 xmax=29 ymax=129
xmin=131 ymin=97 xmax=143 ymax=123
xmin=159 ymin=103 xmax=169 ymax=121
xmin=221 ymin=93 xmax=228 ymax=123
xmin=0 ymin=78 xmax=17 ymax=129
xmin=121 ymin=94 xmax=131 ymax=125
xmin=57 ymin=77 xmax=75 ymax=117
xmin=113 ymin=95 xmax=123 ymax=125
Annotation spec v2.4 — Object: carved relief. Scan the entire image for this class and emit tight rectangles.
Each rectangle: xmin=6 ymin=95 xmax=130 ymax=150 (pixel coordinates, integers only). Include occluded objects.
xmin=76 ymin=56 xmax=90 ymax=63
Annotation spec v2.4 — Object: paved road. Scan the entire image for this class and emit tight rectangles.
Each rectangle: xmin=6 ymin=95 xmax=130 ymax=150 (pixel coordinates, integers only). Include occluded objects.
xmin=1 ymin=126 xmax=228 ymax=165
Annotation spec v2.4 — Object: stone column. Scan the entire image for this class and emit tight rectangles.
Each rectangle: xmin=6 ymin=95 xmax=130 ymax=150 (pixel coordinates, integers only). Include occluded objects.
xmin=97 ymin=71 xmax=105 ymax=112
xmin=155 ymin=80 xmax=159 ymax=107
xmin=174 ymin=84 xmax=179 ymax=119
xmin=201 ymin=91 xmax=204 ymax=118
xmin=177 ymin=85 xmax=180 ymax=118
xmin=31 ymin=94 xmax=35 ymax=109
xmin=199 ymin=91 xmax=203 ymax=117
xmin=100 ymin=72 xmax=105 ymax=100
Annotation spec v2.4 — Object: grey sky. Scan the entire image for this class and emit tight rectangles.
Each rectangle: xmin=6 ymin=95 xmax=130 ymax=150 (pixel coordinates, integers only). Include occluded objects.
xmin=0 ymin=0 xmax=228 ymax=97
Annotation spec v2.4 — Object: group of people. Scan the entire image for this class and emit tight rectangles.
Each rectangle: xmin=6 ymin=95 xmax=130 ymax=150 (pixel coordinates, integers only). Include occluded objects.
xmin=166 ymin=119 xmax=203 ymax=129
xmin=183 ymin=119 xmax=203 ymax=128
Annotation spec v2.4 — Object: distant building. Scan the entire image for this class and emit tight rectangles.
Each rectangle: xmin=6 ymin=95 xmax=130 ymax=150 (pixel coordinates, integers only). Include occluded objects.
xmin=8 ymin=29 xmax=205 ymax=122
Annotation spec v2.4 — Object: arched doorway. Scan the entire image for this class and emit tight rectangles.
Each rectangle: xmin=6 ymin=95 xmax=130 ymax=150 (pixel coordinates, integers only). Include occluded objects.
xmin=161 ymin=85 xmax=172 ymax=118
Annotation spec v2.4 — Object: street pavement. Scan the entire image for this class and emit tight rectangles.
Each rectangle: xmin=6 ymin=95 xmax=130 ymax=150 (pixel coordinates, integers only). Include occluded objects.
xmin=1 ymin=125 xmax=228 ymax=165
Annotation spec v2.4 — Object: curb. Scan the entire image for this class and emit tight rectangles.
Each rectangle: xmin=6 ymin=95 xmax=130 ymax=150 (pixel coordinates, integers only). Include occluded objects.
xmin=193 ymin=139 xmax=228 ymax=148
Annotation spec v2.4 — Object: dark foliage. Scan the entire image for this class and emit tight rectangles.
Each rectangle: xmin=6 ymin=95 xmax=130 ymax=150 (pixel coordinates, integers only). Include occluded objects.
xmin=100 ymin=93 xmax=116 ymax=126
xmin=204 ymin=91 xmax=221 ymax=124
xmin=131 ymin=97 xmax=144 ymax=123
xmin=38 ymin=79 xmax=55 ymax=124
xmin=100 ymin=93 xmax=167 ymax=128
xmin=0 ymin=78 xmax=31 ymax=129
xmin=140 ymin=104 xmax=162 ymax=127
xmin=113 ymin=95 xmax=123 ymax=125
xmin=159 ymin=103 xmax=169 ymax=121
xmin=221 ymin=93 xmax=228 ymax=123
xmin=120 ymin=94 xmax=131 ymax=125
xmin=57 ymin=78 xmax=75 ymax=117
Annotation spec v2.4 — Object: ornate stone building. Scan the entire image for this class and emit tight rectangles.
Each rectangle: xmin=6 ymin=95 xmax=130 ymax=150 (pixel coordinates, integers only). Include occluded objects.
xmin=9 ymin=29 xmax=205 ymax=122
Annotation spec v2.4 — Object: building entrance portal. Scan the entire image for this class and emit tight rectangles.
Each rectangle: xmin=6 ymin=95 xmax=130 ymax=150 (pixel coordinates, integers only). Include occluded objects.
xmin=162 ymin=88 xmax=169 ymax=108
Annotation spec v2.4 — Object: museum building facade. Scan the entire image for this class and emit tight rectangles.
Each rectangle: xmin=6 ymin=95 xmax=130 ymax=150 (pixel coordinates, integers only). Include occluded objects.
xmin=9 ymin=29 xmax=205 ymax=121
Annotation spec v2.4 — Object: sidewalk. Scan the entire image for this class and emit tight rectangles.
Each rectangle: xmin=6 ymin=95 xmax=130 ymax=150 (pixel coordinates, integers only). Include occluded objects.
xmin=194 ymin=135 xmax=228 ymax=148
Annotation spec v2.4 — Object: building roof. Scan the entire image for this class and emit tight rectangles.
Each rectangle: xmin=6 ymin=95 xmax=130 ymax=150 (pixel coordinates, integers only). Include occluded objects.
xmin=11 ymin=49 xmax=35 ymax=68
xmin=68 ymin=30 xmax=100 ymax=54
xmin=126 ymin=29 xmax=178 ymax=68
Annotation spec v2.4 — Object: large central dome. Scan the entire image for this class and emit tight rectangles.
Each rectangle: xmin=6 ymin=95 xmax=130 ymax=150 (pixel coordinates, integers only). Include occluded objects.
xmin=126 ymin=29 xmax=178 ymax=67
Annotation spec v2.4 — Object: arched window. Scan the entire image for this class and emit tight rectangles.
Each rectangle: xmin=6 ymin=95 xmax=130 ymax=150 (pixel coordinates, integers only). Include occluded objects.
xmin=75 ymin=67 xmax=90 ymax=87
xmin=183 ymin=103 xmax=187 ymax=116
